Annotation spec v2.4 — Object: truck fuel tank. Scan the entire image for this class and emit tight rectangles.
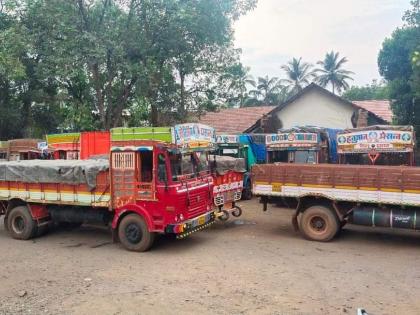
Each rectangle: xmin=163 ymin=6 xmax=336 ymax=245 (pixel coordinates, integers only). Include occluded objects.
xmin=351 ymin=207 xmax=420 ymax=230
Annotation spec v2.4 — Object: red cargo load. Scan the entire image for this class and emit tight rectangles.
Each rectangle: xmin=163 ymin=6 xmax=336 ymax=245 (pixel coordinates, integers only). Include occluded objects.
xmin=80 ymin=131 xmax=110 ymax=160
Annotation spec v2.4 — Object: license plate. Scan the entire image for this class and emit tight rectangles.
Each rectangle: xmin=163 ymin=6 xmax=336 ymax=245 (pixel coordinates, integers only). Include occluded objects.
xmin=198 ymin=216 xmax=206 ymax=225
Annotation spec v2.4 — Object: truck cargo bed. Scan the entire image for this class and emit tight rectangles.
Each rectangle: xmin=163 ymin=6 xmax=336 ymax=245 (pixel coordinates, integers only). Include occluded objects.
xmin=252 ymin=163 xmax=420 ymax=207
xmin=0 ymin=159 xmax=110 ymax=207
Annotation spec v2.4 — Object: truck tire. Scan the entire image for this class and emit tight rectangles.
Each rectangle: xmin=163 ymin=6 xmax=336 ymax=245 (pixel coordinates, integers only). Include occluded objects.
xmin=118 ymin=214 xmax=155 ymax=252
xmin=299 ymin=205 xmax=339 ymax=242
xmin=7 ymin=206 xmax=37 ymax=240
xmin=232 ymin=206 xmax=243 ymax=217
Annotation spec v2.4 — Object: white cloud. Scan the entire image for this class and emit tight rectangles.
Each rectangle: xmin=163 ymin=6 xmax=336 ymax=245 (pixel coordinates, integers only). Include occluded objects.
xmin=234 ymin=0 xmax=411 ymax=85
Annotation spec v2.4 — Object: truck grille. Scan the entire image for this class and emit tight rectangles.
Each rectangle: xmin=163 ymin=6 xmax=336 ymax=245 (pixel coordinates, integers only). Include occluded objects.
xmin=187 ymin=189 xmax=209 ymax=218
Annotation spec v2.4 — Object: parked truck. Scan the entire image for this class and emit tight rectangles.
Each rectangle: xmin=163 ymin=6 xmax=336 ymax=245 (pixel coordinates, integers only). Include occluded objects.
xmin=337 ymin=125 xmax=415 ymax=166
xmin=7 ymin=139 xmax=45 ymax=161
xmin=252 ymin=163 xmax=420 ymax=242
xmin=265 ymin=127 xmax=340 ymax=164
xmin=0 ymin=123 xmax=216 ymax=252
xmin=214 ymin=134 xmax=257 ymax=199
xmin=210 ymin=154 xmax=246 ymax=221
xmin=47 ymin=133 xmax=80 ymax=160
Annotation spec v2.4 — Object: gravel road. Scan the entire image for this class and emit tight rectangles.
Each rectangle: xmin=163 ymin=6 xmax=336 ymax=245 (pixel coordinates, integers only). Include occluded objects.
xmin=1 ymin=199 xmax=420 ymax=315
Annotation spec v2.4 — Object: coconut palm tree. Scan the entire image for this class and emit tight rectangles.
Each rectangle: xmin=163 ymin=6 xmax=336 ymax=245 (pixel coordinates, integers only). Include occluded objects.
xmin=221 ymin=64 xmax=256 ymax=107
xmin=248 ymin=76 xmax=288 ymax=105
xmin=315 ymin=51 xmax=354 ymax=94
xmin=281 ymin=57 xmax=315 ymax=94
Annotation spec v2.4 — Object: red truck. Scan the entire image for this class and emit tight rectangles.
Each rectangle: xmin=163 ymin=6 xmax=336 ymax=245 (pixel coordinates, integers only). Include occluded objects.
xmin=252 ymin=163 xmax=420 ymax=242
xmin=210 ymin=155 xmax=245 ymax=221
xmin=0 ymin=124 xmax=216 ymax=252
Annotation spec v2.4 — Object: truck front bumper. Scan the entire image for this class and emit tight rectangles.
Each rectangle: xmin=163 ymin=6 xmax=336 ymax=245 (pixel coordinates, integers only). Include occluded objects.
xmin=165 ymin=210 xmax=216 ymax=239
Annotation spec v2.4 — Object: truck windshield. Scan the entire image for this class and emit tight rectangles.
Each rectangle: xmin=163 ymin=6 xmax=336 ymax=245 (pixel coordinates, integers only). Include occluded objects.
xmin=220 ymin=148 xmax=239 ymax=158
xmin=169 ymin=152 xmax=208 ymax=181
xmin=294 ymin=151 xmax=317 ymax=164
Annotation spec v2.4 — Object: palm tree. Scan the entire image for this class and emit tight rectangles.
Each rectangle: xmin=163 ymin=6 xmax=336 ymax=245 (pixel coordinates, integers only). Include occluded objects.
xmin=249 ymin=76 xmax=287 ymax=105
xmin=315 ymin=51 xmax=354 ymax=94
xmin=221 ymin=64 xmax=256 ymax=107
xmin=281 ymin=57 xmax=315 ymax=94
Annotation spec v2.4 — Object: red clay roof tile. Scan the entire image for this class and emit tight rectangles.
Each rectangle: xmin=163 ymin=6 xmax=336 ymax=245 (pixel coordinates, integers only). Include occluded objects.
xmin=353 ymin=100 xmax=392 ymax=123
xmin=198 ymin=106 xmax=275 ymax=134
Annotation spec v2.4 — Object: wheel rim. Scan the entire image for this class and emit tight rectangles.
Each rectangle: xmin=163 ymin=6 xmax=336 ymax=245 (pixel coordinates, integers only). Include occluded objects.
xmin=12 ymin=216 xmax=25 ymax=234
xmin=309 ymin=215 xmax=327 ymax=234
xmin=125 ymin=223 xmax=143 ymax=244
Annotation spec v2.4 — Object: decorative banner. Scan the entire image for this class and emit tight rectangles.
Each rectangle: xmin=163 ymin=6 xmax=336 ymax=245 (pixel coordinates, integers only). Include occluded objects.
xmin=337 ymin=130 xmax=414 ymax=153
xmin=265 ymin=133 xmax=318 ymax=147
xmin=216 ymin=135 xmax=239 ymax=144
xmin=171 ymin=123 xmax=216 ymax=150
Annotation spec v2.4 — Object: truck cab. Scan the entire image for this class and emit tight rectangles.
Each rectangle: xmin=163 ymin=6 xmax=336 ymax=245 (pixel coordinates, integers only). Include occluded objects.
xmin=110 ymin=124 xmax=216 ymax=250
xmin=265 ymin=127 xmax=340 ymax=164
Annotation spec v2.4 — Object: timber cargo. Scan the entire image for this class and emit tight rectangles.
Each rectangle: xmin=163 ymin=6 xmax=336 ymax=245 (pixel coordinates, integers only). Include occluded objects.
xmin=252 ymin=163 xmax=420 ymax=242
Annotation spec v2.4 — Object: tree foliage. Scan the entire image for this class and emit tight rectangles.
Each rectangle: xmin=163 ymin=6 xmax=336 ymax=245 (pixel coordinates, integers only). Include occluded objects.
xmin=342 ymin=80 xmax=389 ymax=101
xmin=0 ymin=0 xmax=256 ymax=139
xmin=315 ymin=51 xmax=354 ymax=94
xmin=378 ymin=0 xmax=419 ymax=129
xmin=281 ymin=57 xmax=315 ymax=94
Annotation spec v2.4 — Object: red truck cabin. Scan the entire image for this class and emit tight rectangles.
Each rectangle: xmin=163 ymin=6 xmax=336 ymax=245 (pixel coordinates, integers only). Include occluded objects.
xmin=110 ymin=140 xmax=215 ymax=242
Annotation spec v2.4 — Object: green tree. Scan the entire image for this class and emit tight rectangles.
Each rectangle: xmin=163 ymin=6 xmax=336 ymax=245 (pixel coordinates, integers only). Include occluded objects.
xmin=378 ymin=27 xmax=418 ymax=126
xmin=315 ymin=51 xmax=354 ymax=94
xmin=249 ymin=75 xmax=288 ymax=105
xmin=219 ymin=63 xmax=256 ymax=107
xmin=342 ymin=80 xmax=389 ymax=101
xmin=281 ymin=57 xmax=314 ymax=95
xmin=0 ymin=0 xmax=257 ymax=135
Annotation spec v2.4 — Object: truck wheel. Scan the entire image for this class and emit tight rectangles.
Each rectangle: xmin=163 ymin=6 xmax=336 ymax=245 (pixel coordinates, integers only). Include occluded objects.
xmin=232 ymin=206 xmax=242 ymax=217
xmin=218 ymin=210 xmax=230 ymax=221
xmin=118 ymin=214 xmax=155 ymax=252
xmin=7 ymin=206 xmax=37 ymax=240
xmin=299 ymin=205 xmax=339 ymax=242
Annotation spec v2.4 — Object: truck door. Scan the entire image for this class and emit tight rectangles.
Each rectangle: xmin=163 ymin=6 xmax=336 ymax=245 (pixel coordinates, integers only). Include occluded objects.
xmin=111 ymin=150 xmax=155 ymax=209
xmin=111 ymin=151 xmax=137 ymax=209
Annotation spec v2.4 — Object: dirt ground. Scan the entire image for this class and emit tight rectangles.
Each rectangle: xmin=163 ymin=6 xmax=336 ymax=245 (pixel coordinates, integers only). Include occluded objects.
xmin=0 ymin=199 xmax=420 ymax=315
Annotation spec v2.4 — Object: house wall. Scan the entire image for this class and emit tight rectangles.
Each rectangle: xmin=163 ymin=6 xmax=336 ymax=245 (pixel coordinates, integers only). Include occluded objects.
xmin=273 ymin=89 xmax=356 ymax=129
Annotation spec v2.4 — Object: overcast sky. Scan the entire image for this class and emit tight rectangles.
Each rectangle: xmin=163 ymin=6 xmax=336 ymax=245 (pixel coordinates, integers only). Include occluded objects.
xmin=234 ymin=0 xmax=411 ymax=86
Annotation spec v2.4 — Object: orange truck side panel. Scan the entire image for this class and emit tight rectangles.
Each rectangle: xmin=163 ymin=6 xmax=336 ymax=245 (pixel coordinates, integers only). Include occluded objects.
xmin=0 ymin=170 xmax=111 ymax=208
xmin=80 ymin=131 xmax=111 ymax=160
